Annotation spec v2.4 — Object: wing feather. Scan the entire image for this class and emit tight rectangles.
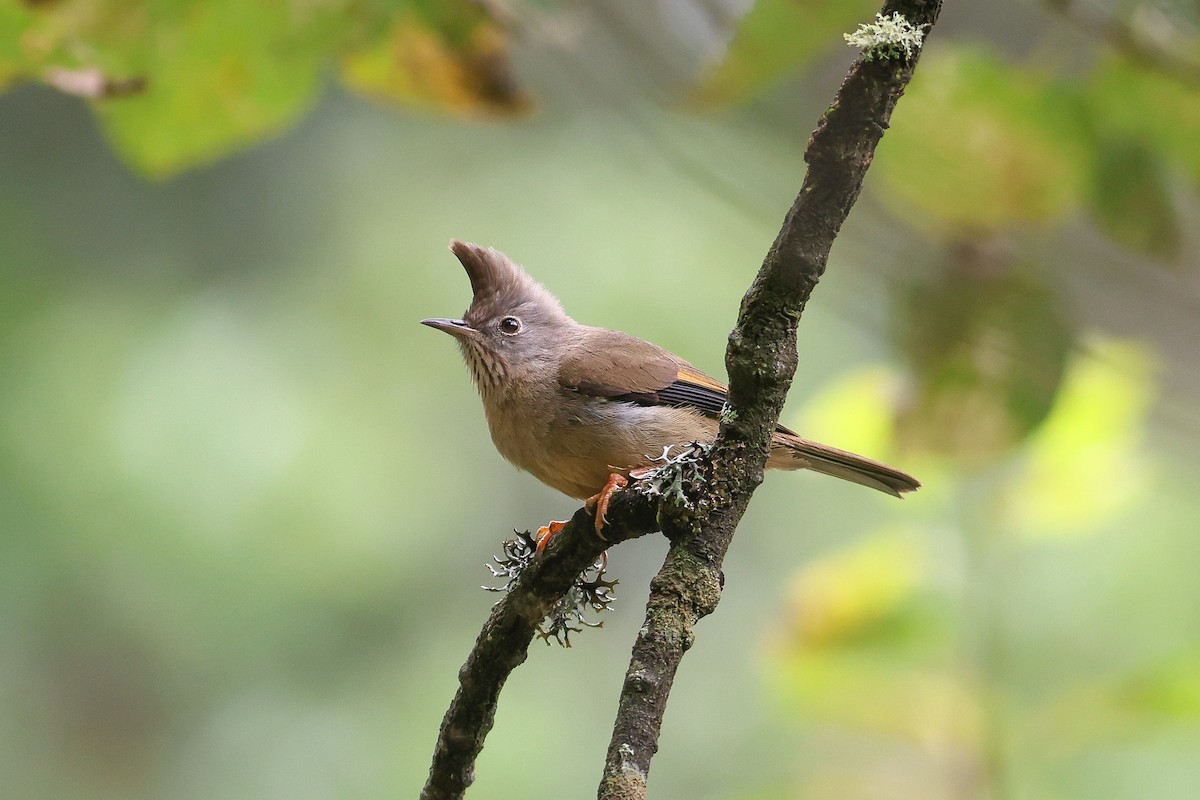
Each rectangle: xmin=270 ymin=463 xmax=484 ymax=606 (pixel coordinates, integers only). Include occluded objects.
xmin=557 ymin=328 xmax=919 ymax=496
xmin=558 ymin=328 xmax=737 ymax=416
xmin=558 ymin=328 xmax=681 ymax=399
xmin=656 ymin=377 xmax=727 ymax=415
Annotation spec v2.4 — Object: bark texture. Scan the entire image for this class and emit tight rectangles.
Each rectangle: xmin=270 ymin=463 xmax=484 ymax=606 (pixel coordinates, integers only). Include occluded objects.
xmin=598 ymin=2 xmax=943 ymax=797
xmin=420 ymin=498 xmax=660 ymax=800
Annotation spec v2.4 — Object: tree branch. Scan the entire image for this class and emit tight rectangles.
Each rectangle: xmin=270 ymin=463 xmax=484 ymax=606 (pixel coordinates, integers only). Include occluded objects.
xmin=598 ymin=2 xmax=942 ymax=798
xmin=423 ymin=3 xmax=940 ymax=798
xmin=419 ymin=489 xmax=663 ymax=800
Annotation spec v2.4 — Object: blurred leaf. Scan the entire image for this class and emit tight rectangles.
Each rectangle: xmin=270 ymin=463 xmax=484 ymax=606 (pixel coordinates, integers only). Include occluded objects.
xmin=767 ymin=530 xmax=978 ymax=742
xmin=340 ymin=8 xmax=530 ymax=116
xmin=793 ymin=366 xmax=954 ymax=507
xmin=791 ymin=365 xmax=901 ymax=459
xmin=768 ymin=650 xmax=983 ymax=743
xmin=877 ymin=49 xmax=1088 ymax=232
xmin=1118 ymin=649 xmax=1200 ymax=720
xmin=4 ymin=0 xmax=525 ymax=176
xmin=1007 ymin=338 xmax=1155 ymax=537
xmin=1024 ymin=681 xmax=1155 ymax=761
xmin=1026 ymin=649 xmax=1200 ymax=760
xmin=690 ymin=0 xmax=878 ymax=107
xmin=1087 ymin=137 xmax=1182 ymax=261
xmin=0 ymin=3 xmax=35 ymax=87
xmin=1089 ymin=56 xmax=1200 ymax=181
xmin=782 ymin=529 xmax=927 ymax=649
xmin=895 ymin=250 xmax=1073 ymax=463
xmin=90 ymin=0 xmax=343 ymax=177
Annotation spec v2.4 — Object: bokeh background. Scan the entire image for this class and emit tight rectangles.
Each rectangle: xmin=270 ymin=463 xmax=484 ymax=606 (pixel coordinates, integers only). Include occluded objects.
xmin=2 ymin=1 xmax=1199 ymax=798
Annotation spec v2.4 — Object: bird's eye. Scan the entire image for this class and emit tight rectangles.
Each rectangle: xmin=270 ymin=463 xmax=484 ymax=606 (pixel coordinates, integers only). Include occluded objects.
xmin=498 ymin=316 xmax=522 ymax=335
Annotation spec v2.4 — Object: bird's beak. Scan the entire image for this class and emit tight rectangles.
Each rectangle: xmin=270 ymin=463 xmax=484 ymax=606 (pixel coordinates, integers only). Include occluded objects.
xmin=420 ymin=318 xmax=479 ymax=339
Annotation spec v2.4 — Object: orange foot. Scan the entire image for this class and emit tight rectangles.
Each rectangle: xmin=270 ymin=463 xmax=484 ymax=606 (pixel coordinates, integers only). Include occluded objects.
xmin=584 ymin=473 xmax=630 ymax=538
xmin=534 ymin=520 xmax=569 ymax=553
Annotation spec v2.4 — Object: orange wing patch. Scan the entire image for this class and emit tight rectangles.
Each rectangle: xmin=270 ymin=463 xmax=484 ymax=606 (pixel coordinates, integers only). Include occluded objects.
xmin=676 ymin=366 xmax=728 ymax=394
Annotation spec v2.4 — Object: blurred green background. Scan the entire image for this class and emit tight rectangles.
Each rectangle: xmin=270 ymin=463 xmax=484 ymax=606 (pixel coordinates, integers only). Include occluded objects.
xmin=2 ymin=1 xmax=1199 ymax=798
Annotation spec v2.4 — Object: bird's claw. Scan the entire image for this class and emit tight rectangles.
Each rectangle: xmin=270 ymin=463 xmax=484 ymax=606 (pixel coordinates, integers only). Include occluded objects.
xmin=534 ymin=520 xmax=569 ymax=553
xmin=585 ymin=473 xmax=629 ymax=539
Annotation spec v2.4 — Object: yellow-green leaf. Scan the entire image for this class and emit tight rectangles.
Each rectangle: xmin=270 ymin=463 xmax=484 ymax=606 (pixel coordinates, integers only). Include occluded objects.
xmin=0 ymin=3 xmax=36 ymax=87
xmin=766 ymin=529 xmax=974 ymax=741
xmin=2 ymin=0 xmax=528 ymax=174
xmin=1007 ymin=338 xmax=1154 ymax=537
xmin=782 ymin=529 xmax=926 ymax=648
xmin=790 ymin=365 xmax=901 ymax=460
xmin=91 ymin=1 xmax=337 ymax=177
xmin=877 ymin=48 xmax=1088 ymax=232
xmin=340 ymin=10 xmax=530 ymax=117
xmin=1118 ymin=649 xmax=1200 ymax=720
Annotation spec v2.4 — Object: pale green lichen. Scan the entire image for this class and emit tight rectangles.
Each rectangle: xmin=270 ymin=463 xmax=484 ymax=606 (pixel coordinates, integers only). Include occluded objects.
xmin=483 ymin=531 xmax=616 ymax=647
xmin=637 ymin=442 xmax=710 ymax=510
xmin=844 ymin=12 xmax=927 ymax=61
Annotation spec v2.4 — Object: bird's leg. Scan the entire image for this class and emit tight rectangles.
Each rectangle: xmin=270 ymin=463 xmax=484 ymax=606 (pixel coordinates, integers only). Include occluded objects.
xmin=584 ymin=473 xmax=627 ymax=538
xmin=585 ymin=466 xmax=652 ymax=537
xmin=543 ymin=467 xmax=655 ymax=551
xmin=534 ymin=520 xmax=569 ymax=553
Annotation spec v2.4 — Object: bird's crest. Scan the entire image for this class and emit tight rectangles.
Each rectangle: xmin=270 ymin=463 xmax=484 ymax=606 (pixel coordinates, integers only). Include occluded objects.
xmin=448 ymin=239 xmax=563 ymax=319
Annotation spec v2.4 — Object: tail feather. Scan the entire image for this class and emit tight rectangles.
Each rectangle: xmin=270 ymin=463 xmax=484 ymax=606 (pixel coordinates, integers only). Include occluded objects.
xmin=770 ymin=433 xmax=920 ymax=497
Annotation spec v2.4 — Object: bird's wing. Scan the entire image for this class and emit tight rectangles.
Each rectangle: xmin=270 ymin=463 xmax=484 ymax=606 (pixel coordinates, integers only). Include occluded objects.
xmin=558 ymin=330 xmax=920 ymax=496
xmin=558 ymin=327 xmax=731 ymax=416
xmin=654 ymin=365 xmax=730 ymax=416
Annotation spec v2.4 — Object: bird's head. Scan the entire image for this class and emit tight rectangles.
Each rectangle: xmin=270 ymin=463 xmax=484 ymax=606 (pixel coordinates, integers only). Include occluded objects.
xmin=422 ymin=240 xmax=571 ymax=396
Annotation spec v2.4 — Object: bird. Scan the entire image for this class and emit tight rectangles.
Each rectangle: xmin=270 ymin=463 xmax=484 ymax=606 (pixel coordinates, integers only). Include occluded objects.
xmin=422 ymin=240 xmax=920 ymax=549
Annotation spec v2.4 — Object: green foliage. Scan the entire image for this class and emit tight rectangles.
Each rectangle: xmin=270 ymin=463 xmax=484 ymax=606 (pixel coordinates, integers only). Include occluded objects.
xmin=1086 ymin=137 xmax=1182 ymax=262
xmin=94 ymin=0 xmax=337 ymax=176
xmin=1089 ymin=56 xmax=1200 ymax=180
xmin=1120 ymin=649 xmax=1200 ymax=720
xmin=5 ymin=0 xmax=1198 ymax=276
xmin=766 ymin=529 xmax=973 ymax=742
xmin=1006 ymin=339 xmax=1154 ymax=536
xmin=1075 ymin=58 xmax=1199 ymax=262
xmin=876 ymin=45 xmax=1198 ymax=263
xmin=340 ymin=9 xmax=530 ymax=117
xmin=3 ymin=0 xmax=524 ymax=176
xmin=894 ymin=253 xmax=1073 ymax=463
xmin=3 ymin=3 xmax=1199 ymax=798
xmin=689 ymin=0 xmax=878 ymax=107
xmin=0 ymin=3 xmax=34 ymax=82
xmin=763 ymin=333 xmax=1186 ymax=796
xmin=877 ymin=49 xmax=1090 ymax=231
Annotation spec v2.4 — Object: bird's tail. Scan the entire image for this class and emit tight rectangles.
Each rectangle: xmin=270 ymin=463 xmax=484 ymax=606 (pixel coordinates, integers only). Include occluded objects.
xmin=769 ymin=432 xmax=921 ymax=497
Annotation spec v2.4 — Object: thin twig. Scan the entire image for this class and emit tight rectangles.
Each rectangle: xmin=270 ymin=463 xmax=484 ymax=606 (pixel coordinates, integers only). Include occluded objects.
xmin=597 ymin=2 xmax=942 ymax=798
xmin=1044 ymin=0 xmax=1200 ymax=85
